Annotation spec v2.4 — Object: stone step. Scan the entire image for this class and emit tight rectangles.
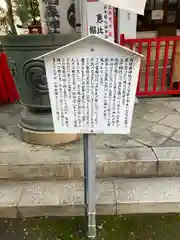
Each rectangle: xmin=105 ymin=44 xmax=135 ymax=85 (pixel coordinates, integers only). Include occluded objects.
xmin=0 ymin=145 xmax=157 ymax=180
xmin=2 ymin=101 xmax=180 ymax=180
xmin=1 ymin=177 xmax=180 ymax=218
xmin=1 ymin=143 xmax=180 ymax=180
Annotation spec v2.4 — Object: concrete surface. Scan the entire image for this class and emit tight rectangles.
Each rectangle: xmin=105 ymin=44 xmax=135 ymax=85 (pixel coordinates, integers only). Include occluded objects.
xmin=1 ymin=98 xmax=180 ymax=217
xmin=1 ymin=98 xmax=180 ymax=179
xmin=0 ymin=177 xmax=179 ymax=217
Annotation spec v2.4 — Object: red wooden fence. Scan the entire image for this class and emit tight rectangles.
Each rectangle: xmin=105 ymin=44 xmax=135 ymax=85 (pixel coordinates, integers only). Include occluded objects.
xmin=120 ymin=34 xmax=180 ymax=96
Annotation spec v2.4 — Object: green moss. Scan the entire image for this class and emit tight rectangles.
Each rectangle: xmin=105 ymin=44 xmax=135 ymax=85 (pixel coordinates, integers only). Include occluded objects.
xmin=2 ymin=214 xmax=180 ymax=239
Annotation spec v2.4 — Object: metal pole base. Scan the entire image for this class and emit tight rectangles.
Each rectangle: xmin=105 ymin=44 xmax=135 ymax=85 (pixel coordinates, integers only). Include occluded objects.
xmin=88 ymin=213 xmax=96 ymax=239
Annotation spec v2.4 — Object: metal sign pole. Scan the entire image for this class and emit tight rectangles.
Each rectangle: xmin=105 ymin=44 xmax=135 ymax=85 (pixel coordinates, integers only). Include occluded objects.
xmin=83 ymin=134 xmax=88 ymax=237
xmin=80 ymin=0 xmax=97 ymax=239
xmin=84 ymin=134 xmax=96 ymax=239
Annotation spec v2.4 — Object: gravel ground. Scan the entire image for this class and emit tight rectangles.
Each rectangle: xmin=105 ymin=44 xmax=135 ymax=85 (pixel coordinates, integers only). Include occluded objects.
xmin=0 ymin=214 xmax=180 ymax=240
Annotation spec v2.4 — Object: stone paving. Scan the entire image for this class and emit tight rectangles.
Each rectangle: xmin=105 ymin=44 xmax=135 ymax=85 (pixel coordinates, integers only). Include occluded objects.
xmin=0 ymin=177 xmax=180 ymax=217
xmin=1 ymin=98 xmax=180 ymax=217
xmin=0 ymin=98 xmax=180 ymax=180
xmin=1 ymin=97 xmax=180 ymax=148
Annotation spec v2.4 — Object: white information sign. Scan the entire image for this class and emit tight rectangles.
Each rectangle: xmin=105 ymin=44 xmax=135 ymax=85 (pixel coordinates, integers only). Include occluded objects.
xmin=87 ymin=1 xmax=114 ymax=41
xmin=45 ymin=55 xmax=140 ymax=134
xmin=151 ymin=10 xmax=164 ymax=20
xmin=99 ymin=0 xmax=147 ymax=15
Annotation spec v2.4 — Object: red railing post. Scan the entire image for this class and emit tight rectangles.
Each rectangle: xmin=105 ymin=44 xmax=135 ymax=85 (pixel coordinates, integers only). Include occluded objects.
xmin=120 ymin=34 xmax=125 ymax=46
xmin=119 ymin=35 xmax=180 ymax=96
xmin=153 ymin=40 xmax=160 ymax=92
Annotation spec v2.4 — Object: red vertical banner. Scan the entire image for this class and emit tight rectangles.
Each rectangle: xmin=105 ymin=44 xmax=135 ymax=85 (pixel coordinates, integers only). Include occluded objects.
xmin=0 ymin=53 xmax=7 ymax=103
xmin=0 ymin=53 xmax=19 ymax=104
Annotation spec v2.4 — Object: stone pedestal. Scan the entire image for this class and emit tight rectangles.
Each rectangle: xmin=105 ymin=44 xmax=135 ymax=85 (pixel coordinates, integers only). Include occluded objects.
xmin=0 ymin=34 xmax=81 ymax=146
xmin=19 ymin=58 xmax=79 ymax=146
xmin=18 ymin=106 xmax=80 ymax=146
xmin=19 ymin=127 xmax=80 ymax=146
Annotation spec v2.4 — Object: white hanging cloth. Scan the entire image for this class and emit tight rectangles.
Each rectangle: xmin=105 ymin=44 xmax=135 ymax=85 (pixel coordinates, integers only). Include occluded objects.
xmin=99 ymin=0 xmax=147 ymax=15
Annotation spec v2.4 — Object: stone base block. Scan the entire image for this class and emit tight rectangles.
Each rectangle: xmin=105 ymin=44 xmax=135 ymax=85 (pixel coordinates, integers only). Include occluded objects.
xmin=18 ymin=125 xmax=80 ymax=146
xmin=0 ymin=178 xmax=180 ymax=218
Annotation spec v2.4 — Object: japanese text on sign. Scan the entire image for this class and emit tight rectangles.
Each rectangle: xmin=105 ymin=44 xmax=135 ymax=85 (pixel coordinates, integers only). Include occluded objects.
xmin=47 ymin=56 xmax=138 ymax=134
xmin=87 ymin=2 xmax=114 ymax=41
xmin=99 ymin=0 xmax=147 ymax=15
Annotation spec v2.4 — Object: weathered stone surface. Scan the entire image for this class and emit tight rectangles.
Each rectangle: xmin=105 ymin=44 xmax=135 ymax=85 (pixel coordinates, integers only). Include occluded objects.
xmin=0 ymin=103 xmax=23 ymax=115
xmin=0 ymin=128 xmax=8 ymax=140
xmin=0 ymin=112 xmax=19 ymax=130
xmin=17 ymin=180 xmax=115 ymax=217
xmin=149 ymin=124 xmax=175 ymax=137
xmin=169 ymin=101 xmax=180 ymax=113
xmin=131 ymin=118 xmax=152 ymax=130
xmin=164 ymin=101 xmax=175 ymax=109
xmin=0 ymin=134 xmax=26 ymax=152
xmin=0 ymin=149 xmax=73 ymax=180
xmin=162 ymin=139 xmax=180 ymax=147
xmin=149 ymin=106 xmax=175 ymax=115
xmin=1 ymin=99 xmax=179 ymax=149
xmin=1 ymin=99 xmax=180 ymax=180
xmin=131 ymin=130 xmax=167 ymax=146
xmin=133 ymin=105 xmax=150 ymax=118
xmin=153 ymin=147 xmax=180 ymax=176
xmin=0 ymin=133 xmax=157 ymax=179
xmin=114 ymin=177 xmax=180 ymax=214
xmin=96 ymin=180 xmax=116 ymax=215
xmin=160 ymin=115 xmax=180 ymax=128
xmin=95 ymin=148 xmax=157 ymax=178
xmin=124 ymin=139 xmax=146 ymax=148
xmin=0 ymin=178 xmax=179 ymax=218
xmin=0 ymin=182 xmax=23 ymax=217
xmin=56 ymin=181 xmax=84 ymax=216
xmin=143 ymin=113 xmax=167 ymax=122
xmin=18 ymin=181 xmax=61 ymax=217
xmin=96 ymin=134 xmax=129 ymax=148
xmin=172 ymin=129 xmax=180 ymax=142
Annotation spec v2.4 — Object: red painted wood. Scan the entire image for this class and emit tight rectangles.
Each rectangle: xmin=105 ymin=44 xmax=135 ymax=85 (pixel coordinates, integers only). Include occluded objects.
xmin=121 ymin=35 xmax=180 ymax=96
